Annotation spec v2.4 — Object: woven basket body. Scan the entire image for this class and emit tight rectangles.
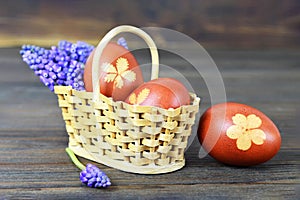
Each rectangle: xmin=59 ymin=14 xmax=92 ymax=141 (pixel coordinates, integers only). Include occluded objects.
xmin=55 ymin=86 xmax=200 ymax=174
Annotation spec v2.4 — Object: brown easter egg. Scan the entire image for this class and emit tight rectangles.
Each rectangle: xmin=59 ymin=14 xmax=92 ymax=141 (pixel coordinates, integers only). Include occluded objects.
xmin=198 ymin=102 xmax=281 ymax=166
xmin=125 ymin=77 xmax=190 ymax=109
xmin=84 ymin=42 xmax=144 ymax=101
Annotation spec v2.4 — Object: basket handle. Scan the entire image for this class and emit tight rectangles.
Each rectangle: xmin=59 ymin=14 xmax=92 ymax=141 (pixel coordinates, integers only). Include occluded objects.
xmin=92 ymin=25 xmax=159 ymax=102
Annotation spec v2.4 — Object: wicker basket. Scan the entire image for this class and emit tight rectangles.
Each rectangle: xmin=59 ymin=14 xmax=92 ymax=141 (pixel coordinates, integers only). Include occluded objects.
xmin=54 ymin=25 xmax=200 ymax=174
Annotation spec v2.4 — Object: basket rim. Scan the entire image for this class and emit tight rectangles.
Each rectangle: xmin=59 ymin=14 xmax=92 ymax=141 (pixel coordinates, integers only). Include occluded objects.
xmin=54 ymin=85 xmax=200 ymax=112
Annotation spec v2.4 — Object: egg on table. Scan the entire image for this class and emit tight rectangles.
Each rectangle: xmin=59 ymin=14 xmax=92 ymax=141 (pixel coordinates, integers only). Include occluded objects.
xmin=125 ymin=77 xmax=190 ymax=109
xmin=198 ymin=102 xmax=281 ymax=166
xmin=83 ymin=42 xmax=144 ymax=101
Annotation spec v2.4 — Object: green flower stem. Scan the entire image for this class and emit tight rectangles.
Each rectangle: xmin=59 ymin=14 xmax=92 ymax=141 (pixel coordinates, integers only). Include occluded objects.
xmin=65 ymin=148 xmax=86 ymax=170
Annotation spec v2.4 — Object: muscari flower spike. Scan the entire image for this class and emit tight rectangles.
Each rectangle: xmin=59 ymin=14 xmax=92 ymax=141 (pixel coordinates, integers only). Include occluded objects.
xmin=20 ymin=40 xmax=94 ymax=92
xmin=117 ymin=37 xmax=129 ymax=49
xmin=65 ymin=148 xmax=111 ymax=188
xmin=20 ymin=38 xmax=128 ymax=92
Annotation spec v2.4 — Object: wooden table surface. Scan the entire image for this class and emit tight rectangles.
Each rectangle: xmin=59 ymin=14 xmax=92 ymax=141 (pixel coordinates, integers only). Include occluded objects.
xmin=0 ymin=47 xmax=299 ymax=199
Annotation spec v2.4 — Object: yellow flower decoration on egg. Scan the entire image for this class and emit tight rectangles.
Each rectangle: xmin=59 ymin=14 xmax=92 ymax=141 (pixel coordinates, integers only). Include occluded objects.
xmin=226 ymin=113 xmax=266 ymax=151
xmin=128 ymin=88 xmax=150 ymax=105
xmin=102 ymin=57 xmax=136 ymax=89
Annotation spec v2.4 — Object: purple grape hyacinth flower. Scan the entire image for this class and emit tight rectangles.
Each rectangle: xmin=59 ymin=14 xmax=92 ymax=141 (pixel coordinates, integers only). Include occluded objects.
xmin=20 ymin=41 xmax=94 ymax=92
xmin=80 ymin=164 xmax=111 ymax=188
xmin=65 ymin=148 xmax=111 ymax=189
xmin=117 ymin=37 xmax=128 ymax=49
xmin=20 ymin=38 xmax=127 ymax=92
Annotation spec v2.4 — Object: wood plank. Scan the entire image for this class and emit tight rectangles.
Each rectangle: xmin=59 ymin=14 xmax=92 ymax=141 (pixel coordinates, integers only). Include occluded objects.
xmin=0 ymin=48 xmax=299 ymax=199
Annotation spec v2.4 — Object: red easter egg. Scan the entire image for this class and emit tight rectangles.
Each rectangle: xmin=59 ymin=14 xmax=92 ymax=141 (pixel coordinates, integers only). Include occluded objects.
xmin=198 ymin=102 xmax=281 ymax=166
xmin=84 ymin=42 xmax=144 ymax=101
xmin=125 ymin=77 xmax=190 ymax=109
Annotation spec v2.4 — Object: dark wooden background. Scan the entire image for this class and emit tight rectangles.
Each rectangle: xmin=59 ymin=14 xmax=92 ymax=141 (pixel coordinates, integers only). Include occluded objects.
xmin=0 ymin=0 xmax=299 ymax=49
xmin=0 ymin=47 xmax=299 ymax=199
